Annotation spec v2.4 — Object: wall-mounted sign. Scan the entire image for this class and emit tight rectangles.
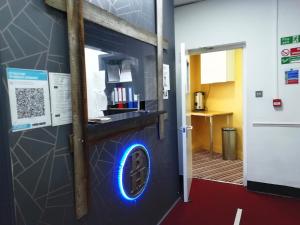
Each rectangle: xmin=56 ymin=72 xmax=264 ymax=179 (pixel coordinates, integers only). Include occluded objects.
xmin=163 ymin=90 xmax=169 ymax=99
xmin=290 ymin=47 xmax=300 ymax=56
xmin=6 ymin=68 xmax=51 ymax=132
xmin=118 ymin=144 xmax=150 ymax=201
xmin=163 ymin=64 xmax=170 ymax=91
xmin=281 ymin=56 xmax=300 ymax=64
xmin=49 ymin=73 xmax=72 ymax=126
xmin=280 ymin=47 xmax=300 ymax=57
xmin=285 ymin=69 xmax=299 ymax=85
xmin=281 ymin=35 xmax=300 ymax=45
xmin=163 ymin=64 xmax=170 ymax=100
xmin=281 ymin=49 xmax=290 ymax=56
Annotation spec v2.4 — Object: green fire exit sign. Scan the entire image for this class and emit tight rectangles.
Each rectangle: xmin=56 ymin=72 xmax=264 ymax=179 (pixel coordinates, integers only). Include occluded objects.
xmin=281 ymin=56 xmax=300 ymax=64
xmin=281 ymin=35 xmax=300 ymax=45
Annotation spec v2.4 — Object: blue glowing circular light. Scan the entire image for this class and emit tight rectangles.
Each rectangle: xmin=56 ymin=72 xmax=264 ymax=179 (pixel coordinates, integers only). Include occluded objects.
xmin=118 ymin=144 xmax=150 ymax=201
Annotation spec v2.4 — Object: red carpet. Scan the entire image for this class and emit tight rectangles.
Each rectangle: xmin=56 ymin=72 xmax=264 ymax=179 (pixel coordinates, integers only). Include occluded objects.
xmin=162 ymin=179 xmax=300 ymax=225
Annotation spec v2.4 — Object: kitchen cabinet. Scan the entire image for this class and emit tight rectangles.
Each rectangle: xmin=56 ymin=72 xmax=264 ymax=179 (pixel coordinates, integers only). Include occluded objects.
xmin=201 ymin=50 xmax=235 ymax=84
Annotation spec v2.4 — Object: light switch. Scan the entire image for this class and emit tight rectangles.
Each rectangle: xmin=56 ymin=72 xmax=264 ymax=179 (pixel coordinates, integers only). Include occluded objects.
xmin=255 ymin=91 xmax=263 ymax=98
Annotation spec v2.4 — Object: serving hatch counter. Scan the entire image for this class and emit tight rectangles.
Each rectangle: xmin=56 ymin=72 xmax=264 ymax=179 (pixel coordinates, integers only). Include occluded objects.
xmin=87 ymin=110 xmax=165 ymax=143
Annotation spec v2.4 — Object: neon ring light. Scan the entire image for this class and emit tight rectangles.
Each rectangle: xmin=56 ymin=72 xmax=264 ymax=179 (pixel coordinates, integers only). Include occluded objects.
xmin=118 ymin=144 xmax=150 ymax=201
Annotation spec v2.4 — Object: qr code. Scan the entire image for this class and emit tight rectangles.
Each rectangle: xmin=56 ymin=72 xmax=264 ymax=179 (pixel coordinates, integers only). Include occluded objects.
xmin=15 ymin=88 xmax=45 ymax=119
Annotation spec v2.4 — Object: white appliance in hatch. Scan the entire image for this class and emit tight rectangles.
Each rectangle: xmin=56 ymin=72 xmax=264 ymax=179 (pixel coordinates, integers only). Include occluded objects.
xmin=194 ymin=91 xmax=205 ymax=111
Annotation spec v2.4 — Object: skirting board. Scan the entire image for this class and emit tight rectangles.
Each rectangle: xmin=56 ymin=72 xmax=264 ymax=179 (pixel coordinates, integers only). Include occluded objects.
xmin=157 ymin=197 xmax=181 ymax=225
xmin=247 ymin=181 xmax=300 ymax=198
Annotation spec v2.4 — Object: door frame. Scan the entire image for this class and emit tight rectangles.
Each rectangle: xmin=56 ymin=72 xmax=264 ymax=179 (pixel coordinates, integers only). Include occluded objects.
xmin=186 ymin=41 xmax=248 ymax=186
xmin=176 ymin=43 xmax=193 ymax=202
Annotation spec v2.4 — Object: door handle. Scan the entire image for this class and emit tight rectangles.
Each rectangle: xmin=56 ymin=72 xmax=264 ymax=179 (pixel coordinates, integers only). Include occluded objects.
xmin=186 ymin=125 xmax=193 ymax=130
xmin=178 ymin=126 xmax=193 ymax=133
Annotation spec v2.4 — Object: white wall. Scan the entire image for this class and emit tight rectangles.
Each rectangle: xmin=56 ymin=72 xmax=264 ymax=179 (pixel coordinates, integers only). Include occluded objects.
xmin=175 ymin=0 xmax=300 ymax=188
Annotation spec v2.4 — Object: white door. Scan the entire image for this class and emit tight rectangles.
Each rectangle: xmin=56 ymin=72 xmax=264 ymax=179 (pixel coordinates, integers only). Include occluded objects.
xmin=177 ymin=43 xmax=193 ymax=202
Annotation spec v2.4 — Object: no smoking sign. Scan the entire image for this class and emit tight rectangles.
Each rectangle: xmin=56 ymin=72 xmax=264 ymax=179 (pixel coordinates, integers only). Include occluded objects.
xmin=281 ymin=49 xmax=290 ymax=56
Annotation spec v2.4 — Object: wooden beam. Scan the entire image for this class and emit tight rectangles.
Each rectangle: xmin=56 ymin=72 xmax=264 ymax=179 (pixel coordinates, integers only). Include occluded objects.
xmin=156 ymin=0 xmax=165 ymax=140
xmin=188 ymin=42 xmax=246 ymax=55
xmin=65 ymin=0 xmax=88 ymax=219
xmin=45 ymin=0 xmax=169 ymax=49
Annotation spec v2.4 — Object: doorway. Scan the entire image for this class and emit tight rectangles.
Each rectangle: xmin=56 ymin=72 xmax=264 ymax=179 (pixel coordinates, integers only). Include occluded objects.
xmin=188 ymin=46 xmax=245 ymax=186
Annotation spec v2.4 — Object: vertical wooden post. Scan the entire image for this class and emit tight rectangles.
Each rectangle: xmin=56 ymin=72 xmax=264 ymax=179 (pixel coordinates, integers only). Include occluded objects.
xmin=156 ymin=0 xmax=164 ymax=139
xmin=65 ymin=0 xmax=88 ymax=219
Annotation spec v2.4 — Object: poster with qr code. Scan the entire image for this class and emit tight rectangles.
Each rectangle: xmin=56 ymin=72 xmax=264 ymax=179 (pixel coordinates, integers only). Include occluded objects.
xmin=6 ymin=68 xmax=51 ymax=132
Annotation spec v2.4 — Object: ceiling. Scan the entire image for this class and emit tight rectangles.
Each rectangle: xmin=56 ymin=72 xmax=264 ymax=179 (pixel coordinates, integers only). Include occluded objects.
xmin=174 ymin=0 xmax=205 ymax=7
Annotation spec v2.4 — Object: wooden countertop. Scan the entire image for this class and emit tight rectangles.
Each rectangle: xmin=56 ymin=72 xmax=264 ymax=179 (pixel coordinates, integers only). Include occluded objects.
xmin=190 ymin=111 xmax=233 ymax=117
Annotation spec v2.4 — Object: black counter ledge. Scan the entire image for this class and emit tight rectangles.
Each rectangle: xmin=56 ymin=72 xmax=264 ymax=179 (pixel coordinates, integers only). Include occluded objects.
xmin=87 ymin=110 xmax=166 ymax=144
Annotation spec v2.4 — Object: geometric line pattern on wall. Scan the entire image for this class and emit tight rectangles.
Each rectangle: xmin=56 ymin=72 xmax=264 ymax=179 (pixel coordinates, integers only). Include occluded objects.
xmin=87 ymin=0 xmax=155 ymax=33
xmin=1 ymin=0 xmax=178 ymax=225
xmin=0 ymin=0 xmax=69 ymax=72
xmin=0 ymin=0 xmax=77 ymax=224
xmin=10 ymin=125 xmax=80 ymax=225
xmin=88 ymin=124 xmax=164 ymax=225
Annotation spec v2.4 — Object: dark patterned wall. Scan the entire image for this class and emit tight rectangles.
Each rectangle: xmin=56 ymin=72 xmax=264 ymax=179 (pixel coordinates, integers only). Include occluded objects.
xmin=0 ymin=0 xmax=69 ymax=71
xmin=9 ymin=126 xmax=81 ymax=225
xmin=0 ymin=0 xmax=78 ymax=224
xmin=88 ymin=124 xmax=178 ymax=225
xmin=0 ymin=0 xmax=178 ymax=225
xmin=88 ymin=0 xmax=156 ymax=33
xmin=0 ymin=67 xmax=15 ymax=225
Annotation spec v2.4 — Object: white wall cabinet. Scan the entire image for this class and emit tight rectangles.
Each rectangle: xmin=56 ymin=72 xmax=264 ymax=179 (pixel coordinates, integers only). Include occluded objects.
xmin=200 ymin=50 xmax=235 ymax=84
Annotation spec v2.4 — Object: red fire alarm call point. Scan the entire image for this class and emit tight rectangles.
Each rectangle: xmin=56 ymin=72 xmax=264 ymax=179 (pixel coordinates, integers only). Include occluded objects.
xmin=273 ymin=99 xmax=282 ymax=107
